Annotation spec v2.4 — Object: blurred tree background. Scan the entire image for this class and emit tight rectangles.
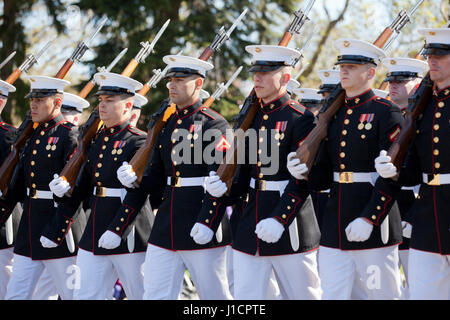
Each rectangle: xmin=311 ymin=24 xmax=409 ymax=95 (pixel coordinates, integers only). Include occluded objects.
xmin=0 ymin=0 xmax=448 ymax=129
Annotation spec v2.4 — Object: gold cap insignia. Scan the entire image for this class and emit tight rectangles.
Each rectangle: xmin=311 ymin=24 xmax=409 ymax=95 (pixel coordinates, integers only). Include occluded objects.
xmin=324 ymin=72 xmax=330 ymax=77
xmin=343 ymin=41 xmax=350 ymax=47
xmin=255 ymin=47 xmax=261 ymax=53
xmin=390 ymin=60 xmax=396 ymax=65
xmin=429 ymin=31 xmax=436 ymax=35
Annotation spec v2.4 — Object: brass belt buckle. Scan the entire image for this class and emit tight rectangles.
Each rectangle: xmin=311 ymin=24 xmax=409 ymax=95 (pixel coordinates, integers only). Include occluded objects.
xmin=428 ymin=174 xmax=440 ymax=186
xmin=96 ymin=187 xmax=106 ymax=197
xmin=339 ymin=172 xmax=354 ymax=184
xmin=171 ymin=177 xmax=181 ymax=187
xmin=29 ymin=188 xmax=37 ymax=199
xmin=257 ymin=180 xmax=266 ymax=191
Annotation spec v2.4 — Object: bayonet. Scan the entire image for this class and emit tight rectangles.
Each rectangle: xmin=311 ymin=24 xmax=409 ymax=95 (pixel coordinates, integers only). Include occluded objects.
xmin=211 ymin=66 xmax=243 ymax=100
xmin=0 ymin=51 xmax=16 ymax=70
xmin=209 ymin=9 xmax=248 ymax=52
xmin=97 ymin=47 xmax=128 ymax=73
xmin=134 ymin=19 xmax=170 ymax=64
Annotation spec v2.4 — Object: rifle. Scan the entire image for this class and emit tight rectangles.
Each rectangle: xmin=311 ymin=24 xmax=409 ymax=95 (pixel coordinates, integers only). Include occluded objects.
xmin=128 ymin=9 xmax=248 ymax=186
xmin=216 ymin=0 xmax=316 ymax=191
xmin=121 ymin=19 xmax=170 ymax=77
xmin=55 ymin=17 xmax=107 ymax=79
xmin=387 ymin=72 xmax=433 ymax=171
xmin=58 ymin=20 xmax=171 ymax=194
xmin=4 ymin=40 xmax=54 ymax=84
xmin=0 ymin=19 xmax=105 ymax=197
xmin=293 ymin=0 xmax=424 ymax=177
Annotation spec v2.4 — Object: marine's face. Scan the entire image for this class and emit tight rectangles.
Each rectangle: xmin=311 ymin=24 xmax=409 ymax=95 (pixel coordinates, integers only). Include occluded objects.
xmin=168 ymin=76 xmax=202 ymax=107
xmin=388 ymin=79 xmax=419 ymax=105
xmin=339 ymin=63 xmax=373 ymax=92
xmin=253 ymin=68 xmax=290 ymax=103
xmin=98 ymin=94 xmax=132 ymax=127
xmin=30 ymin=95 xmax=61 ymax=123
xmin=427 ymin=54 xmax=450 ymax=85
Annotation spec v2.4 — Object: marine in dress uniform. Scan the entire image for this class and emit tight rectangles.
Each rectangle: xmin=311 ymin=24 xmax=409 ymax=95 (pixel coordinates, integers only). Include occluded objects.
xmin=116 ymin=55 xmax=233 ymax=300
xmin=0 ymin=79 xmax=19 ymax=299
xmin=43 ymin=72 xmax=152 ymax=300
xmin=375 ymin=28 xmax=450 ymax=300
xmin=0 ymin=76 xmax=80 ymax=300
xmin=380 ymin=56 xmax=429 ymax=296
xmin=290 ymin=39 xmax=405 ymax=299
xmin=203 ymin=45 xmax=322 ymax=300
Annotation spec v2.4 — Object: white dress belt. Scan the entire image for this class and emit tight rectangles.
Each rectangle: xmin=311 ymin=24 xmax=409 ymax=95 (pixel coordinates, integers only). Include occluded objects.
xmin=93 ymin=187 xmax=125 ymax=197
xmin=333 ymin=172 xmax=376 ymax=184
xmin=422 ymin=173 xmax=450 ymax=185
xmin=250 ymin=178 xmax=289 ymax=194
xmin=27 ymin=188 xmax=53 ymax=199
xmin=167 ymin=176 xmax=206 ymax=187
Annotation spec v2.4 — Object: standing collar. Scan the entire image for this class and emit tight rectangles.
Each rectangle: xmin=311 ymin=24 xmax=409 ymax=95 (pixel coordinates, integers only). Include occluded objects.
xmin=434 ymin=85 xmax=450 ymax=100
xmin=176 ymin=99 xmax=203 ymax=119
xmin=102 ymin=119 xmax=130 ymax=136
xmin=38 ymin=114 xmax=65 ymax=131
xmin=345 ymin=89 xmax=375 ymax=108
xmin=261 ymin=92 xmax=290 ymax=113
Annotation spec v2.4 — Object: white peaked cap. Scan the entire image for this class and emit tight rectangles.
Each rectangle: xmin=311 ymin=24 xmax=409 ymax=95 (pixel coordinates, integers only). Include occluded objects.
xmin=294 ymin=88 xmax=322 ymax=101
xmin=0 ymin=79 xmax=16 ymax=97
xmin=94 ymin=72 xmax=143 ymax=94
xmin=317 ymin=69 xmax=340 ymax=85
xmin=381 ymin=57 xmax=428 ymax=75
xmin=163 ymin=55 xmax=213 ymax=78
xmin=246 ymin=45 xmax=300 ymax=70
xmin=25 ymin=75 xmax=70 ymax=91
xmin=200 ymin=89 xmax=210 ymax=100
xmin=372 ymin=89 xmax=389 ymax=99
xmin=418 ymin=28 xmax=450 ymax=46
xmin=287 ymin=79 xmax=300 ymax=94
xmin=133 ymin=93 xmax=148 ymax=109
xmin=62 ymin=92 xmax=89 ymax=113
xmin=334 ymin=38 xmax=386 ymax=65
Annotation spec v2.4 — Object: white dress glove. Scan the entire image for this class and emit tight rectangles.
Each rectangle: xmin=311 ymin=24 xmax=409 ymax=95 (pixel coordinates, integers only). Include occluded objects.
xmin=286 ymin=152 xmax=308 ymax=180
xmin=204 ymin=171 xmax=227 ymax=198
xmin=255 ymin=218 xmax=285 ymax=243
xmin=40 ymin=236 xmax=58 ymax=248
xmin=402 ymin=221 xmax=412 ymax=238
xmin=98 ymin=230 xmax=122 ymax=249
xmin=117 ymin=162 xmax=137 ymax=188
xmin=190 ymin=222 xmax=214 ymax=245
xmin=345 ymin=218 xmax=374 ymax=242
xmin=49 ymin=174 xmax=70 ymax=197
xmin=374 ymin=150 xmax=398 ymax=178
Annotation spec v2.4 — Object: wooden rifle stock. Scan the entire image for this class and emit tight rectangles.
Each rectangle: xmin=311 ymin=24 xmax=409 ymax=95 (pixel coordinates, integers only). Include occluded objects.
xmin=55 ymin=59 xmax=74 ymax=79
xmin=5 ymin=69 xmax=22 ymax=85
xmin=198 ymin=47 xmax=214 ymax=62
xmin=0 ymin=117 xmax=36 ymax=196
xmin=295 ymin=86 xmax=345 ymax=174
xmin=387 ymin=72 xmax=433 ymax=170
xmin=121 ymin=59 xmax=139 ymax=77
xmin=59 ymin=109 xmax=102 ymax=194
xmin=138 ymin=83 xmax=151 ymax=96
xmin=129 ymin=102 xmax=176 ymax=185
xmin=373 ymin=27 xmax=393 ymax=48
xmin=78 ymin=81 xmax=96 ymax=99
